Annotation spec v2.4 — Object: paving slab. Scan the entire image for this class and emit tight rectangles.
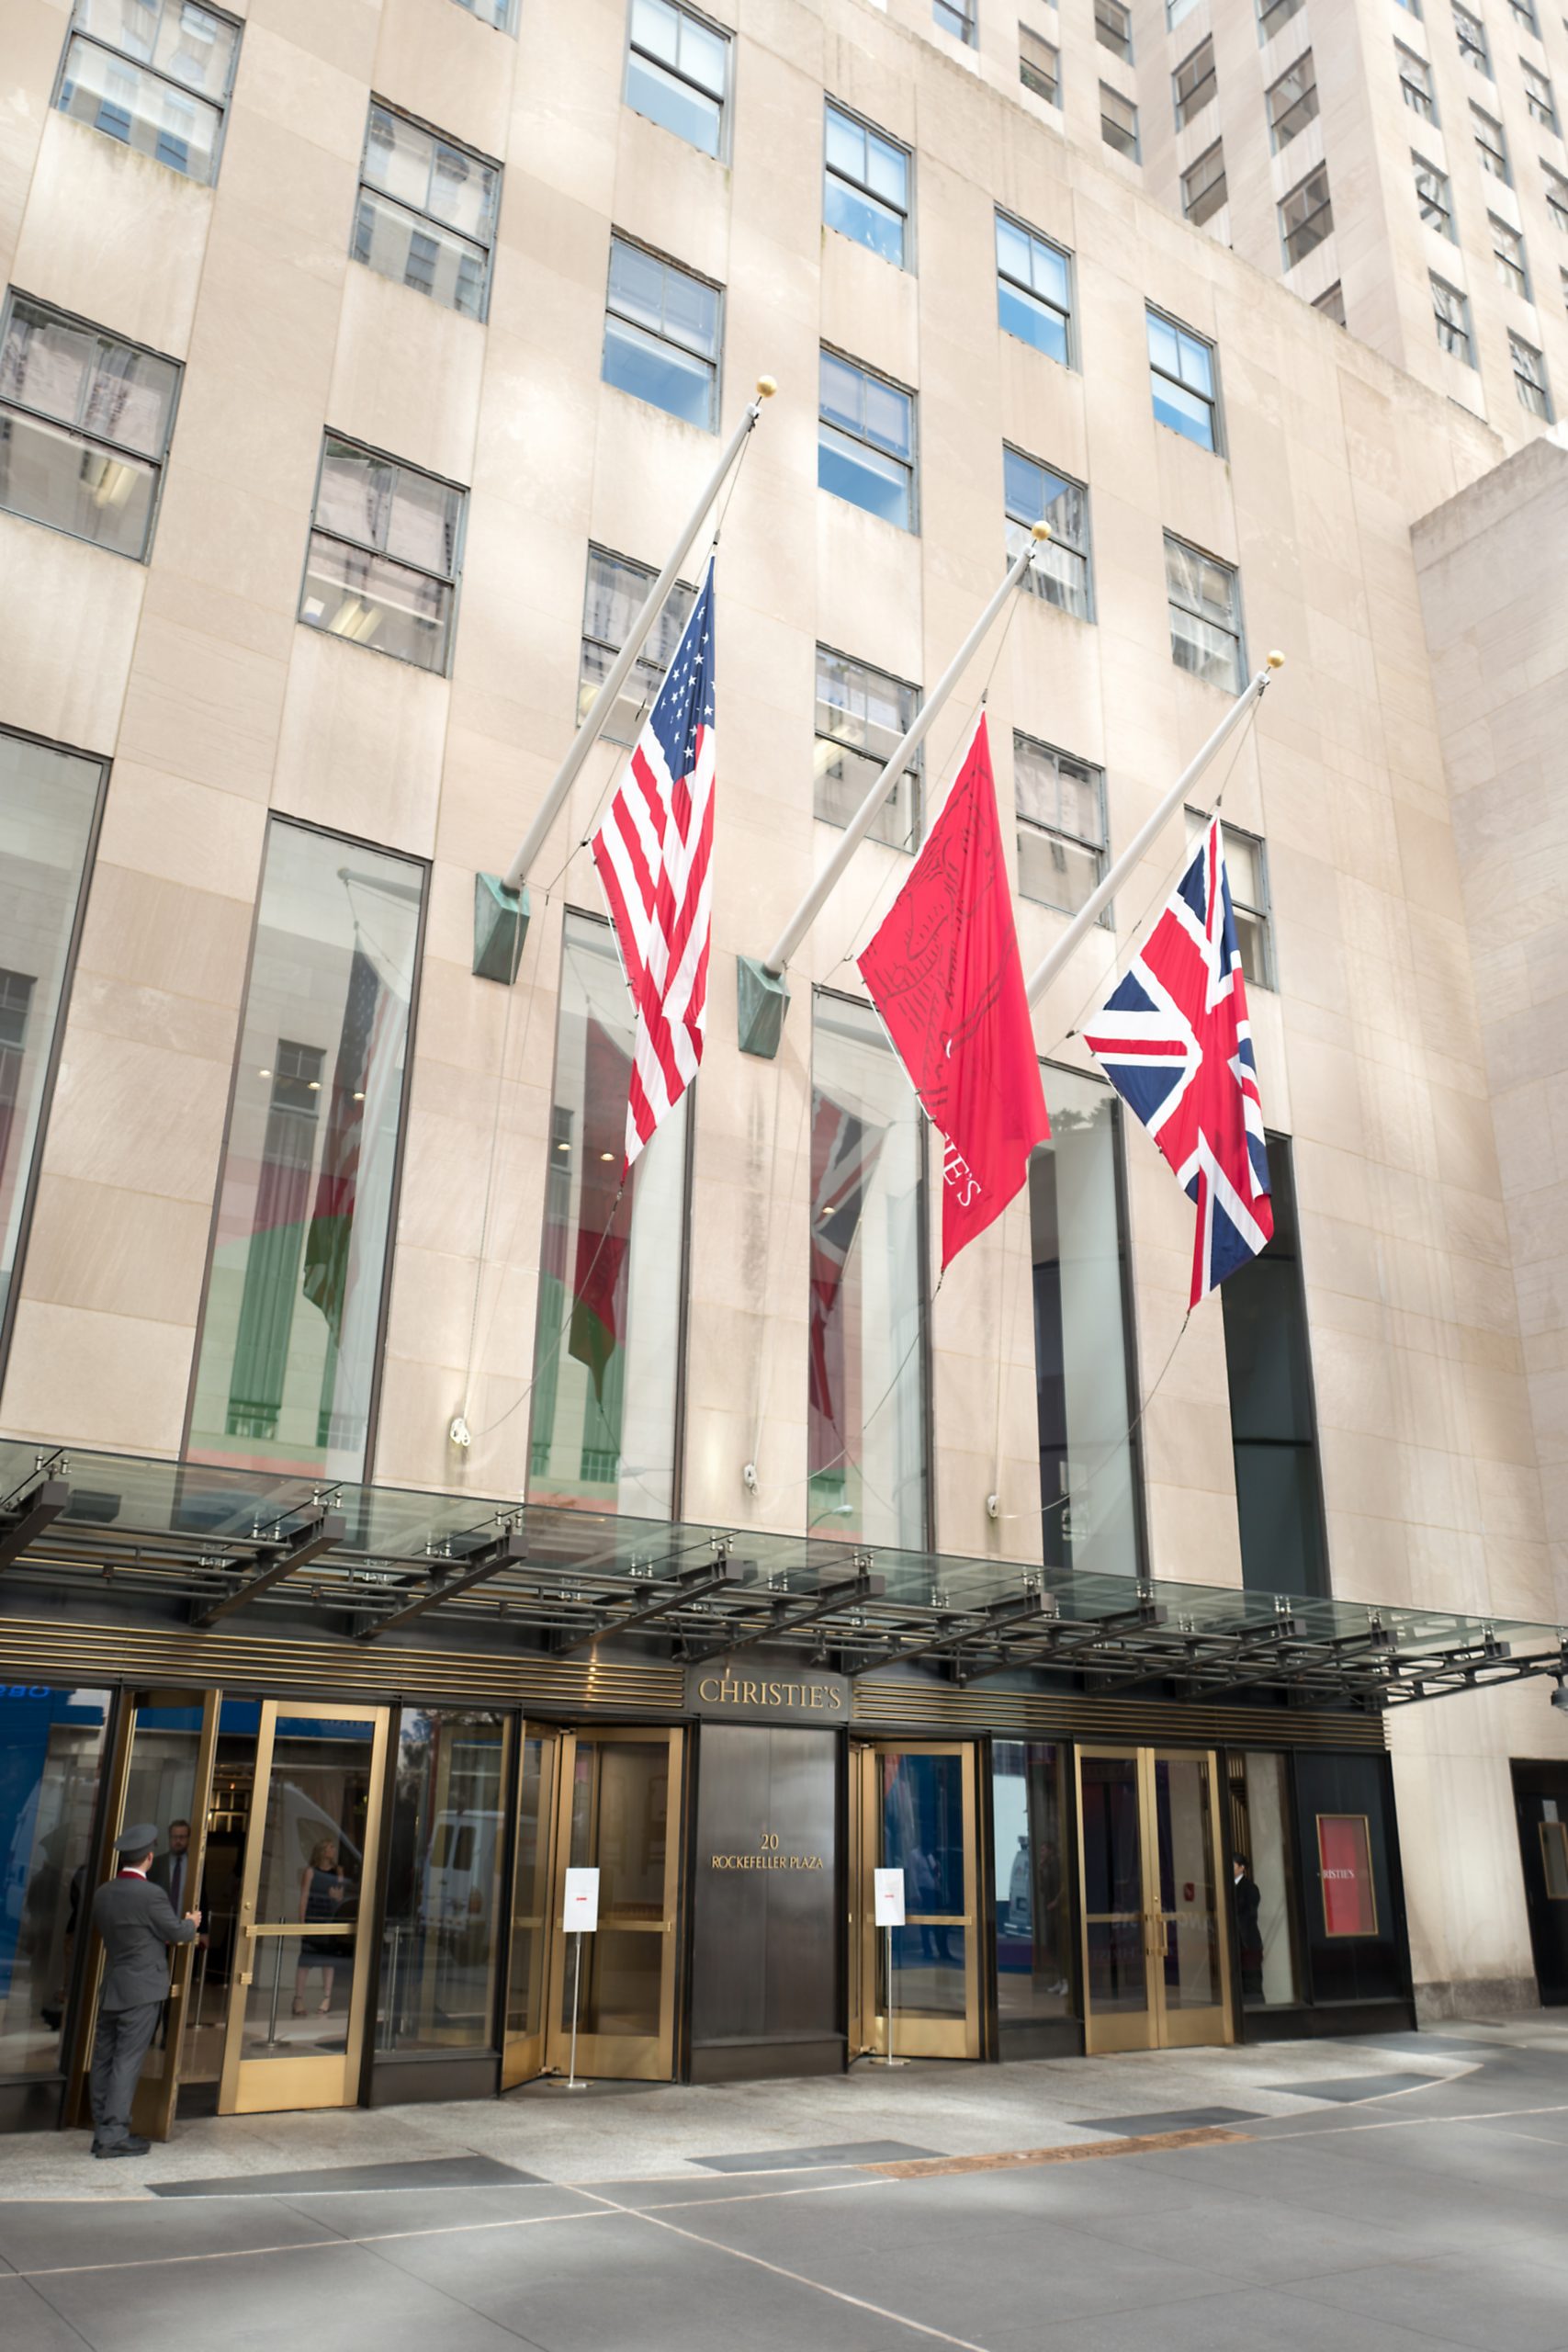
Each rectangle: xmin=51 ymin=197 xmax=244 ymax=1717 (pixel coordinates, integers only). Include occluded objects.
xmin=151 ymin=2154 xmax=545 ymax=2197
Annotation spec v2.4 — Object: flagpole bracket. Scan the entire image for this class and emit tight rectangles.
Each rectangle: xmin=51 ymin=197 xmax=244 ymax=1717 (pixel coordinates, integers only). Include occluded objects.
xmin=473 ymin=872 xmax=529 ymax=984
xmin=737 ymin=955 xmax=790 ymax=1059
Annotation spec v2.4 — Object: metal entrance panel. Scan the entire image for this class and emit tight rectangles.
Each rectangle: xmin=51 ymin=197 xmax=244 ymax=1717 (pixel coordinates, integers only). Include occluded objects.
xmin=1076 ymin=1744 xmax=1234 ymax=2056
xmin=543 ymin=1727 xmax=683 ymax=2082
xmin=851 ymin=1740 xmax=981 ymax=2062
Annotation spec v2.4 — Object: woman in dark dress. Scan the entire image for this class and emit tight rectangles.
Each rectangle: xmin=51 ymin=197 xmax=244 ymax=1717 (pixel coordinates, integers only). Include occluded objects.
xmin=294 ymin=1838 xmax=348 ymax=2016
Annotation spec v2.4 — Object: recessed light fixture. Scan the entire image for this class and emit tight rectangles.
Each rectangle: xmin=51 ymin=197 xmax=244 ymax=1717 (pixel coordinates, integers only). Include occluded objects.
xmin=307 ymin=1080 xmax=321 ymax=1091
xmin=257 ymin=1068 xmax=272 ymax=1080
xmin=353 ymin=1091 xmax=366 ymax=1102
xmin=599 ymin=1151 xmax=615 ymax=1161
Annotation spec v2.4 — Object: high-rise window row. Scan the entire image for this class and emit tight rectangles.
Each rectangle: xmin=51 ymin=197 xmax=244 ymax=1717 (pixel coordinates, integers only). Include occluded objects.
xmin=1019 ymin=28 xmax=1060 ymax=103
xmin=354 ymin=105 xmax=501 ymax=322
xmin=1473 ymin=102 xmax=1511 ymax=179
xmin=57 ymin=0 xmax=239 ymax=185
xmin=1398 ymin=42 xmax=1439 ymax=122
xmin=1166 ymin=536 xmax=1246 ymax=693
xmin=997 ymin=211 xmax=1075 ymax=364
xmin=1521 ymin=60 xmax=1558 ymax=133
xmin=1414 ymin=153 xmax=1457 ymax=240
xmin=1014 ymin=739 xmax=1107 ymax=918
xmin=1173 ymin=36 xmax=1216 ymax=128
xmin=1453 ymin=3 xmax=1492 ymax=74
xmin=1491 ymin=213 xmax=1531 ymax=297
xmin=1259 ymin=0 xmax=1304 ymax=39
xmin=1005 ymin=449 xmax=1092 ymax=620
xmin=1182 ymin=141 xmax=1227 ymax=227
xmin=1280 ymin=165 xmax=1334 ymax=266
xmin=1100 ymin=84 xmax=1140 ymax=161
xmin=824 ymin=103 xmax=911 ymax=268
xmin=1511 ymin=330 xmax=1552 ymax=413
xmin=814 ymin=650 xmax=922 ymax=849
xmin=1268 ymin=51 xmax=1319 ymax=151
xmin=818 ymin=349 xmax=917 ymax=531
xmin=1147 ymin=310 xmax=1221 ymax=450
xmin=602 ymin=236 xmax=722 ymax=432
xmin=1096 ymin=0 xmax=1134 ymax=62
xmin=1432 ymin=272 xmax=1475 ymax=361
xmin=625 ymin=0 xmax=729 ymax=158
xmin=299 ymin=436 xmax=467 ymax=674
xmin=0 ymin=291 xmax=180 ymax=560
xmin=579 ymin=548 xmax=697 ymax=744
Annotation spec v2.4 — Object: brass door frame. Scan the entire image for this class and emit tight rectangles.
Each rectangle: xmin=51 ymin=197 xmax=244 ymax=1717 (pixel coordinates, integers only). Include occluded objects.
xmin=65 ymin=1687 xmax=222 ymax=2139
xmin=501 ymin=1724 xmax=564 ymax=2089
xmin=851 ymin=1739 xmax=982 ymax=2064
xmin=543 ymin=1725 xmax=683 ymax=2083
xmin=218 ymin=1700 xmax=389 ymax=2116
xmin=1076 ymin=1744 xmax=1234 ymax=2056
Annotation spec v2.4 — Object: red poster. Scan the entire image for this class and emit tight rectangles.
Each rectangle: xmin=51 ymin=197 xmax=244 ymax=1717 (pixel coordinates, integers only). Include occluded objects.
xmin=1317 ymin=1815 xmax=1377 ymax=1938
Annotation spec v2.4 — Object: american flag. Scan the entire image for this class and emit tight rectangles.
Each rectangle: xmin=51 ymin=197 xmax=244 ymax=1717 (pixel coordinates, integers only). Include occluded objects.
xmin=1082 ymin=816 xmax=1273 ymax=1307
xmin=591 ymin=555 xmax=716 ymax=1171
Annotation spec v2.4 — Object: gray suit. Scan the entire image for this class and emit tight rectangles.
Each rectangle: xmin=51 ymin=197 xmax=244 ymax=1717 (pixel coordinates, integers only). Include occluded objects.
xmin=88 ymin=1872 xmax=197 ymax=2147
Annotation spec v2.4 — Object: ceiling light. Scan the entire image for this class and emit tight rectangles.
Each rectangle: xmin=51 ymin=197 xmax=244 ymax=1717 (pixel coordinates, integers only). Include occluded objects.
xmin=257 ymin=1068 xmax=271 ymax=1079
xmin=599 ymin=1151 xmax=615 ymax=1161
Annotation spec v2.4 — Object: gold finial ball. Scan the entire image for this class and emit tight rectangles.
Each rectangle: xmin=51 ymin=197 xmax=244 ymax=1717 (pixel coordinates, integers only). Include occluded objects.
xmin=756 ymin=375 xmax=778 ymax=398
xmin=1266 ymin=649 xmax=1286 ymax=669
xmin=1031 ymin=520 xmax=1052 ymax=541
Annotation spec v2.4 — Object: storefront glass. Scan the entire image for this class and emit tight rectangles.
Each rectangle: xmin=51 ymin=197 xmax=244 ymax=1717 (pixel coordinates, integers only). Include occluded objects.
xmin=808 ymin=991 xmax=928 ymax=1547
xmin=1032 ymin=1065 xmax=1138 ymax=1574
xmin=186 ymin=820 xmax=424 ymax=1482
xmin=379 ymin=1710 xmax=510 ymax=2053
xmin=1293 ymin=1751 xmax=1403 ymax=2004
xmin=0 ymin=1686 xmax=110 ymax=2079
xmin=1223 ymin=1138 xmax=1329 ymax=1600
xmin=1226 ymin=1750 xmax=1302 ymax=2006
xmin=992 ymin=1740 xmax=1072 ymax=2022
xmin=528 ymin=910 xmax=688 ymax=1515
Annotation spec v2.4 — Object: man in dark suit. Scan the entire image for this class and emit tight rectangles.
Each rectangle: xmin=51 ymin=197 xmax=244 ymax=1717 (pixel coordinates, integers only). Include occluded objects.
xmin=1233 ymin=1850 xmax=1265 ymax=2002
xmin=88 ymin=1823 xmax=200 ymax=2158
xmin=148 ymin=1819 xmax=194 ymax=1918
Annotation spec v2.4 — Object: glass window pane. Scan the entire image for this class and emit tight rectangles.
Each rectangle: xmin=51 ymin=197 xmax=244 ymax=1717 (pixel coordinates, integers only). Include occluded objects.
xmin=1227 ymin=1752 xmax=1302 ymax=2006
xmin=0 ymin=407 xmax=157 ymax=557
xmin=58 ymin=36 xmax=222 ymax=183
xmin=818 ymin=419 xmax=910 ymax=527
xmin=866 ymin=132 xmax=907 ymax=207
xmin=1031 ymin=1064 xmax=1138 ymax=1572
xmin=83 ymin=338 xmax=178 ymax=458
xmin=1223 ymin=1137 xmax=1328 ymax=1598
xmin=364 ymin=106 xmax=434 ymax=213
xmin=315 ymin=440 xmax=395 ymax=551
xmin=998 ymin=277 xmax=1068 ymax=363
xmin=385 ymin=466 xmax=461 ymax=575
xmin=808 ymin=994 xmax=927 ymax=1547
xmin=819 ymin=350 xmax=865 ymax=435
xmin=995 ymin=214 xmax=1035 ymax=285
xmin=378 ymin=1710 xmax=510 ymax=2053
xmin=626 ymin=49 xmax=722 ymax=155
xmin=604 ymin=312 xmax=716 ymax=428
xmin=1019 ymin=824 xmax=1101 ymax=912
xmin=153 ymin=0 xmax=239 ymax=96
xmin=300 ymin=533 xmax=452 ymax=670
xmin=825 ymin=176 xmax=906 ymax=266
xmin=1014 ymin=740 xmax=1101 ymax=840
xmin=354 ymin=190 xmax=490 ymax=319
xmin=528 ymin=913 xmax=687 ymax=1513
xmin=862 ymin=373 xmax=912 ymax=458
xmin=186 ymin=820 xmax=424 ymax=1480
xmin=993 ymin=1741 xmax=1072 ymax=2022
xmin=1153 ymin=373 xmax=1214 ymax=447
xmin=0 ymin=301 xmax=96 ymax=430
xmin=678 ymin=13 xmax=728 ymax=97
xmin=824 ymin=106 xmax=864 ymax=179
xmin=631 ymin=0 xmax=680 ymax=64
xmin=429 ymin=144 xmax=499 ymax=243
xmin=0 ymin=1687 xmax=111 ymax=2077
xmin=580 ymin=549 xmax=697 ymax=743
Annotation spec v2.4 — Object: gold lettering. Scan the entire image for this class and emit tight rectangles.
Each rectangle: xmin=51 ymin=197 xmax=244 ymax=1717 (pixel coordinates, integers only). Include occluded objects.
xmin=765 ymin=1681 xmax=781 ymax=1705
xmin=698 ymin=1676 xmax=721 ymax=1702
xmin=828 ymin=1687 xmax=843 ymax=1712
xmin=718 ymin=1679 xmax=739 ymax=1703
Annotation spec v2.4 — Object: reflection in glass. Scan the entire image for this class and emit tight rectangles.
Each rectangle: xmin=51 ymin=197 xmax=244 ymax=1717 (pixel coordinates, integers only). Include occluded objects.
xmin=187 ymin=820 xmax=423 ymax=1481
xmin=0 ymin=732 xmax=103 ymax=1352
xmin=808 ymin=994 xmax=927 ymax=1547
xmin=242 ymin=1719 xmax=373 ymax=2055
xmin=880 ymin=1752 xmax=967 ymax=2022
xmin=992 ymin=1740 xmax=1071 ymax=2020
xmin=379 ymin=1711 xmax=508 ymax=2053
xmin=528 ymin=913 xmax=687 ymax=1514
xmin=564 ymin=1739 xmax=669 ymax=2039
xmin=1223 ymin=1138 xmax=1329 ymax=1600
xmin=1154 ymin=1754 xmax=1220 ymax=2009
xmin=1031 ymin=1067 xmax=1138 ymax=1575
xmin=0 ymin=1688 xmax=110 ymax=2076
xmin=1226 ymin=1750 xmax=1301 ymax=2005
xmin=814 ymin=648 xmax=920 ymax=849
xmin=355 ymin=106 xmax=498 ymax=320
xmin=503 ymin=1735 xmax=558 ymax=2081
xmin=1079 ymin=1754 xmax=1147 ymax=2014
xmin=579 ymin=548 xmax=697 ymax=745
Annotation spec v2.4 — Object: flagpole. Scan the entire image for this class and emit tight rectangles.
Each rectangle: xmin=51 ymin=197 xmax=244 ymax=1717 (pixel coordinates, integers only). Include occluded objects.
xmin=1023 ymin=654 xmax=1283 ymax=1010
xmin=473 ymin=378 xmax=776 ymax=980
xmin=736 ymin=524 xmax=1051 ymax=1056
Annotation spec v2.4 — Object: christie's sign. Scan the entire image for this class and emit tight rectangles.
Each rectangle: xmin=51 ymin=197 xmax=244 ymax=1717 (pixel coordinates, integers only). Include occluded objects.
xmin=685 ymin=1663 xmax=849 ymax=1720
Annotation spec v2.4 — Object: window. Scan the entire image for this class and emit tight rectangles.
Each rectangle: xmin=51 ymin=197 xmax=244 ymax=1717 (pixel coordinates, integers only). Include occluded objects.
xmin=0 ymin=1687 xmax=112 ymax=2080
xmin=935 ymin=0 xmax=977 ymax=42
xmin=818 ymin=349 xmax=916 ymax=529
xmin=1414 ymin=152 xmax=1456 ymax=236
xmin=451 ymin=0 xmax=514 ymax=25
xmin=824 ymin=103 xmax=910 ymax=267
xmin=579 ymin=548 xmax=697 ymax=744
xmin=56 ymin=0 xmax=239 ymax=182
xmin=993 ymin=1743 xmax=1072 ymax=2026
xmin=1225 ymin=1752 xmax=1304 ymax=2007
xmin=1431 ymin=271 xmax=1474 ymax=357
xmin=0 ymin=733 xmax=104 ymax=1373
xmin=603 ymin=236 xmax=722 ymax=429
xmin=809 ymin=991 xmax=928 ymax=1549
xmin=1394 ymin=0 xmax=1423 ymax=14
xmin=1506 ymin=0 xmax=1539 ymax=24
xmin=1166 ymin=534 xmax=1245 ymax=690
xmin=1147 ymin=309 xmax=1221 ymax=450
xmin=1168 ymin=0 xmax=1200 ymax=24
xmin=1031 ymin=1064 xmax=1139 ymax=1572
xmin=528 ymin=912 xmax=688 ymax=1512
xmin=815 ymin=650 xmax=921 ymax=849
xmin=1182 ymin=141 xmax=1227 ymax=224
xmin=1096 ymin=0 xmax=1134 ymax=60
xmin=1174 ymin=36 xmax=1217 ymax=126
xmin=300 ymin=436 xmax=464 ymax=673
xmin=1546 ymin=162 xmax=1568 ymax=229
xmin=1313 ymin=279 xmax=1347 ymax=322
xmin=1397 ymin=41 xmax=1438 ymax=119
xmin=1511 ymin=328 xmax=1552 ymax=410
xmin=1259 ymin=0 xmax=1304 ymax=34
xmin=1014 ymin=737 xmax=1106 ymax=916
xmin=1268 ymin=51 xmax=1319 ymax=147
xmin=1223 ymin=1138 xmax=1329 ymax=1600
xmin=1005 ymin=448 xmax=1091 ymax=618
xmin=1100 ymin=83 xmax=1140 ymax=157
xmin=1472 ymin=99 xmax=1510 ymax=175
xmin=353 ymin=105 xmax=499 ymax=322
xmin=1020 ymin=25 xmax=1060 ymax=100
xmin=1187 ymin=810 xmax=1272 ymax=987
xmin=1522 ymin=59 xmax=1559 ymax=129
xmin=996 ymin=212 xmax=1074 ymax=363
xmin=1280 ymin=164 xmax=1334 ymax=263
xmin=187 ymin=820 xmax=423 ymax=1479
xmin=0 ymin=292 xmax=180 ymax=560
xmin=1492 ymin=210 xmax=1531 ymax=291
xmin=1453 ymin=2 xmax=1492 ymax=69
xmin=625 ymin=0 xmax=728 ymax=155
xmin=379 ymin=1712 xmax=511 ymax=2054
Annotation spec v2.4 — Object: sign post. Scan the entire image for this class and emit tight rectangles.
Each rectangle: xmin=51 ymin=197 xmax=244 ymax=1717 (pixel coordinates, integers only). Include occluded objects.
xmin=873 ymin=1868 xmax=907 ymax=2068
xmin=558 ymin=1866 xmax=600 ymax=2090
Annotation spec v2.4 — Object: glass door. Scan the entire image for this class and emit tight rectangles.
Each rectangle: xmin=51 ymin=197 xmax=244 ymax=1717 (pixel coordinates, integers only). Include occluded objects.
xmin=1076 ymin=1745 xmax=1233 ymax=2054
xmin=502 ymin=1727 xmax=561 ymax=2087
xmin=544 ymin=1728 xmax=682 ymax=2081
xmin=218 ymin=1702 xmax=388 ymax=2114
xmin=852 ymin=1742 xmax=980 ymax=2062
xmin=66 ymin=1690 xmax=221 ymax=2141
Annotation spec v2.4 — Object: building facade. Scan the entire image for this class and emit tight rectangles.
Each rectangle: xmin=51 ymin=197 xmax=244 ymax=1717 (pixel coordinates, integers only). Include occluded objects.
xmin=0 ymin=0 xmax=1565 ymax=2135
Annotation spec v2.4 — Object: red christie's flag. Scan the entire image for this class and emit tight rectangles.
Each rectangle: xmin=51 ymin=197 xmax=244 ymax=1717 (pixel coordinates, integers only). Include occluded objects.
xmin=857 ymin=715 xmax=1050 ymax=1270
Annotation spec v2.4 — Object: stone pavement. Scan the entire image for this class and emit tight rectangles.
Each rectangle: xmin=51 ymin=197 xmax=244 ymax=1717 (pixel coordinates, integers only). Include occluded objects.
xmin=3 ymin=2018 xmax=1568 ymax=2350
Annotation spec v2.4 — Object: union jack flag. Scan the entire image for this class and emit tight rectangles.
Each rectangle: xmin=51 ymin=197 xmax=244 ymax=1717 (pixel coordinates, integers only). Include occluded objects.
xmin=591 ymin=556 xmax=716 ymax=1172
xmin=1082 ymin=816 xmax=1273 ymax=1307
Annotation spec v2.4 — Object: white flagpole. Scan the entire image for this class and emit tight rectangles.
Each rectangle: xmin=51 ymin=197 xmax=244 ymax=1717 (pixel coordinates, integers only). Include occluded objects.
xmin=499 ymin=379 xmax=775 ymax=899
xmin=1023 ymin=654 xmax=1283 ymax=1009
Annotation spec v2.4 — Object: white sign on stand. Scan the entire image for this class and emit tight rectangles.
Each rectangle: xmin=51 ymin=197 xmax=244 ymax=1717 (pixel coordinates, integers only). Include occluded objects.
xmin=563 ymin=1867 xmax=601 ymax=1932
xmin=874 ymin=1869 xmax=906 ymax=1927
